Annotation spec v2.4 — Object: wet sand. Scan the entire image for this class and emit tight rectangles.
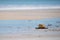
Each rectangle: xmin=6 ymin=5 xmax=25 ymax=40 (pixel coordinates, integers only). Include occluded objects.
xmin=0 ymin=28 xmax=60 ymax=40
xmin=0 ymin=9 xmax=60 ymax=20
xmin=0 ymin=31 xmax=60 ymax=40
xmin=0 ymin=36 xmax=60 ymax=40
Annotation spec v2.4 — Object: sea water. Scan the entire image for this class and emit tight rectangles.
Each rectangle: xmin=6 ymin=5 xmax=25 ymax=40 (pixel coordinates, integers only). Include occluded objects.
xmin=0 ymin=0 xmax=60 ymax=10
xmin=0 ymin=0 xmax=60 ymax=5
xmin=0 ymin=18 xmax=60 ymax=34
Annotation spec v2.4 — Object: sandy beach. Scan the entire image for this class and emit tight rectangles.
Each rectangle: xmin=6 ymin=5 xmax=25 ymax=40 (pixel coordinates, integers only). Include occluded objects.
xmin=0 ymin=35 xmax=60 ymax=40
xmin=0 ymin=29 xmax=60 ymax=40
xmin=0 ymin=9 xmax=60 ymax=20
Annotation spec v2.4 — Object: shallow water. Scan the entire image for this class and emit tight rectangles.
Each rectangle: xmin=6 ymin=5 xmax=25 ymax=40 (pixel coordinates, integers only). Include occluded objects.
xmin=0 ymin=18 xmax=60 ymax=34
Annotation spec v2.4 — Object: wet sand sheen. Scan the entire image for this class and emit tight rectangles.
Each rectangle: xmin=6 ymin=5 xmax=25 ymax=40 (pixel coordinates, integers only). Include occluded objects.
xmin=0 ymin=32 xmax=60 ymax=40
xmin=0 ymin=9 xmax=60 ymax=20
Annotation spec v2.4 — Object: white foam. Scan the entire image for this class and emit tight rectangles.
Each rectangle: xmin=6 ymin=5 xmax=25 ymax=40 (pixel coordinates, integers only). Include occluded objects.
xmin=0 ymin=6 xmax=60 ymax=10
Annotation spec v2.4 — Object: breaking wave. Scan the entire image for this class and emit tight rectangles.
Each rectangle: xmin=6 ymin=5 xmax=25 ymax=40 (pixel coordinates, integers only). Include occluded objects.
xmin=0 ymin=5 xmax=60 ymax=10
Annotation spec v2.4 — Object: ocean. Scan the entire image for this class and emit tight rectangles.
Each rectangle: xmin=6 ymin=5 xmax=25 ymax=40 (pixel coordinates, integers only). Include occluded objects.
xmin=0 ymin=0 xmax=60 ymax=10
xmin=0 ymin=18 xmax=60 ymax=34
xmin=0 ymin=0 xmax=60 ymax=5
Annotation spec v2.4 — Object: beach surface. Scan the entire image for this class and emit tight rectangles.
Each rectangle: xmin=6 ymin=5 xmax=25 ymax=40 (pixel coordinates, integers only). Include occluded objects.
xmin=0 ymin=9 xmax=60 ymax=20
xmin=0 ymin=34 xmax=60 ymax=40
xmin=0 ymin=28 xmax=60 ymax=40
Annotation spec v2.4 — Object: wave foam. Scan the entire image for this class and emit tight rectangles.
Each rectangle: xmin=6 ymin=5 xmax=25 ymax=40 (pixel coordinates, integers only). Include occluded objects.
xmin=0 ymin=6 xmax=60 ymax=10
